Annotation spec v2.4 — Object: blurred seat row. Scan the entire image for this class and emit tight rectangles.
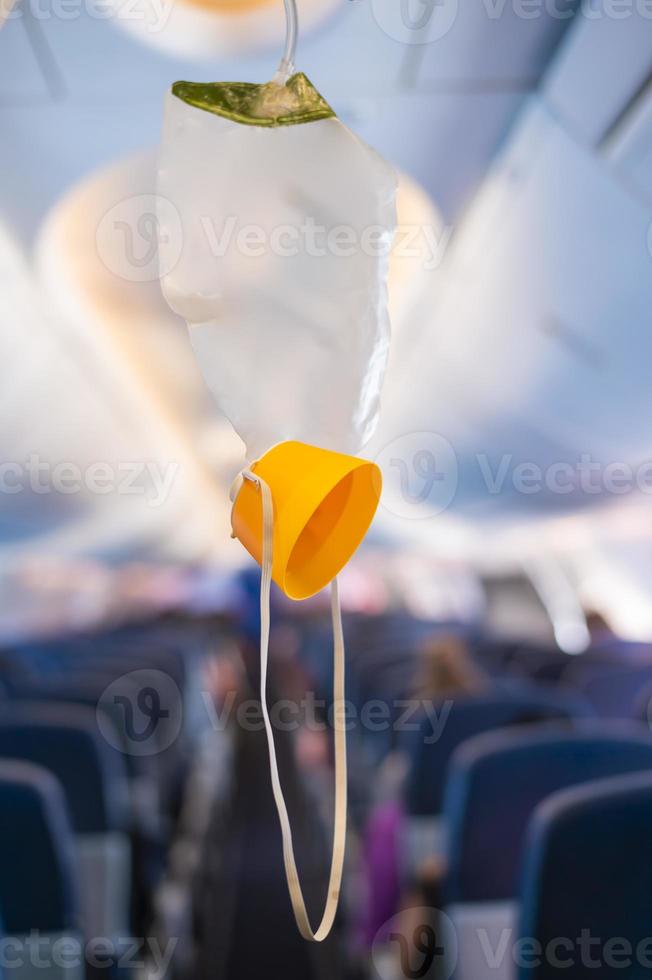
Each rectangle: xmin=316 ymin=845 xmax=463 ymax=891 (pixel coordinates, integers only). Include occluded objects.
xmin=0 ymin=623 xmax=208 ymax=980
xmin=2 ymin=612 xmax=652 ymax=980
xmin=357 ymin=619 xmax=652 ymax=980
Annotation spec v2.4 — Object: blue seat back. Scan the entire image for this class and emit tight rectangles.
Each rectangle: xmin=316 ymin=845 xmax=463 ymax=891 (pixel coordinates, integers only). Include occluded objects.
xmin=635 ymin=681 xmax=652 ymax=723
xmin=572 ymin=664 xmax=652 ymax=718
xmin=11 ymin=675 xmax=156 ymax=783
xmin=0 ymin=761 xmax=79 ymax=934
xmin=405 ymin=690 xmax=588 ymax=816
xmin=518 ymin=772 xmax=652 ymax=979
xmin=0 ymin=704 xmax=129 ymax=834
xmin=444 ymin=725 xmax=652 ymax=903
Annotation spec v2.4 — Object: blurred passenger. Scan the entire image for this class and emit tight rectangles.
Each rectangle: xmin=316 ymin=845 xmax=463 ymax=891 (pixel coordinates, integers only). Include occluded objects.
xmin=191 ymin=663 xmax=346 ymax=980
xmin=584 ymin=608 xmax=617 ymax=647
xmin=358 ymin=635 xmax=487 ymax=956
xmin=373 ymin=635 xmax=488 ymax=803
xmin=414 ymin=634 xmax=488 ymax=702
xmin=158 ymin=571 xmax=344 ymax=978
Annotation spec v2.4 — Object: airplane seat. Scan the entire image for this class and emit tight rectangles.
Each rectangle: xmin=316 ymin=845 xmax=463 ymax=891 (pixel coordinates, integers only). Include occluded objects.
xmin=528 ymin=656 xmax=577 ymax=685
xmin=442 ymin=727 xmax=652 ymax=980
xmin=92 ymin=641 xmax=206 ymax=743
xmin=561 ymin=643 xmax=652 ymax=685
xmin=564 ymin=663 xmax=652 ymax=718
xmin=8 ymin=677 xmax=168 ymax=936
xmin=346 ymin=614 xmax=455 ymax=681
xmin=337 ymin=621 xmax=450 ymax=766
xmin=66 ymin=651 xmax=195 ymax=821
xmin=634 ymin=682 xmax=652 ymax=726
xmin=582 ymin=641 xmax=652 ymax=663
xmin=63 ymin=644 xmax=189 ymax=703
xmin=0 ymin=636 xmax=102 ymax=682
xmin=489 ymin=678 xmax=592 ymax=710
xmin=402 ymin=691 xmax=589 ymax=877
xmin=9 ymin=675 xmax=164 ymax=830
xmin=53 ymin=660 xmax=185 ymax=820
xmin=0 ymin=648 xmax=50 ymax=695
xmin=499 ymin=644 xmax=570 ymax=680
xmin=518 ymin=772 xmax=652 ymax=980
xmin=10 ymin=634 xmax=198 ymax=752
xmin=471 ymin=641 xmax=579 ymax=686
xmin=0 ymin=704 xmax=132 ymax=948
xmin=471 ymin=639 xmax=526 ymax=673
xmin=0 ymin=760 xmax=83 ymax=980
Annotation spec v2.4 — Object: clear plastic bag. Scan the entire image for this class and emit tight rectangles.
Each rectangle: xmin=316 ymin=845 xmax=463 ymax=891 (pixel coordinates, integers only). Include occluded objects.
xmin=157 ymin=74 xmax=397 ymax=460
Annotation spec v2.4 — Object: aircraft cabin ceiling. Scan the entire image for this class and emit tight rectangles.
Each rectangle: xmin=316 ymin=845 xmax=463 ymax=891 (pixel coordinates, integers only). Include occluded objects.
xmin=1 ymin=0 xmax=652 ymax=601
xmin=0 ymin=0 xmax=574 ymax=242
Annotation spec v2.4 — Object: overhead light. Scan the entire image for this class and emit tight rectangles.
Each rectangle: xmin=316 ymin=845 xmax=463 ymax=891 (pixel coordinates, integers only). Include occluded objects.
xmin=0 ymin=0 xmax=15 ymax=27
xmin=34 ymin=152 xmax=244 ymax=555
xmin=389 ymin=170 xmax=446 ymax=330
xmin=108 ymin=0 xmax=340 ymax=60
xmin=31 ymin=169 xmax=236 ymax=567
xmin=182 ymin=0 xmax=274 ymax=13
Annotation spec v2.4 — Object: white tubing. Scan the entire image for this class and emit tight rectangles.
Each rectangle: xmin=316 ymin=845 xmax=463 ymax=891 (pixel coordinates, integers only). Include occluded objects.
xmin=274 ymin=0 xmax=298 ymax=83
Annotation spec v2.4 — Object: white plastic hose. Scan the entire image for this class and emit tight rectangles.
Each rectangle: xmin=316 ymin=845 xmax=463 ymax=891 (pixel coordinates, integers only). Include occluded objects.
xmin=274 ymin=0 xmax=298 ymax=83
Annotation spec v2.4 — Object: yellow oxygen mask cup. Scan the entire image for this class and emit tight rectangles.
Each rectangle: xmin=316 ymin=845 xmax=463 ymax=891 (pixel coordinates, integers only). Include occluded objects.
xmin=231 ymin=441 xmax=382 ymax=600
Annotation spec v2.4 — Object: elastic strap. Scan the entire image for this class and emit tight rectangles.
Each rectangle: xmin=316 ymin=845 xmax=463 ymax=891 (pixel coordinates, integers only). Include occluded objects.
xmin=238 ymin=468 xmax=347 ymax=943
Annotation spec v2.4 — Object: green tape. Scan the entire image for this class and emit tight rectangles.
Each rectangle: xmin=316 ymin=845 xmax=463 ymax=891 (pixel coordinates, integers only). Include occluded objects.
xmin=171 ymin=72 xmax=335 ymax=127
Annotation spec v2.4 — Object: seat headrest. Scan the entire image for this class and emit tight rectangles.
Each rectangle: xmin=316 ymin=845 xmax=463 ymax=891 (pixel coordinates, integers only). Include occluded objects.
xmin=444 ymin=724 xmax=652 ymax=904
xmin=0 ymin=760 xmax=79 ymax=934
xmin=0 ymin=703 xmax=130 ymax=833
xmin=519 ymin=771 xmax=652 ymax=980
xmin=405 ymin=690 xmax=589 ymax=817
